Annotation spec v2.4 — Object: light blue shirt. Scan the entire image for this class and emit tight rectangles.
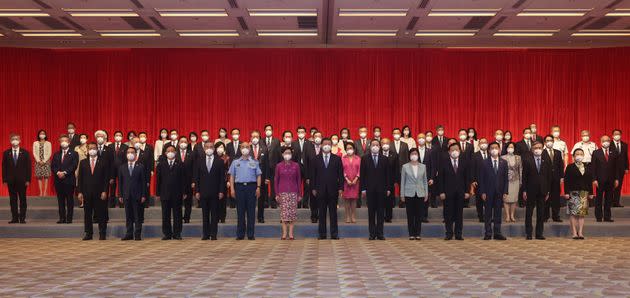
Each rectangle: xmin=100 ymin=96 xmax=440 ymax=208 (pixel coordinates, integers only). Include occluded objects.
xmin=228 ymin=156 xmax=262 ymax=183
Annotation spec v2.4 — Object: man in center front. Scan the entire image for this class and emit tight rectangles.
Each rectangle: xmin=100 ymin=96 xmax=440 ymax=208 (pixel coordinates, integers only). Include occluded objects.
xmin=228 ymin=142 xmax=262 ymax=240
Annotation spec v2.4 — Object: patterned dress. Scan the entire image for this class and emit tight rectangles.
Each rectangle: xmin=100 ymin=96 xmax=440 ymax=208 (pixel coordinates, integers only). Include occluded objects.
xmin=34 ymin=142 xmax=51 ymax=178
xmin=501 ymin=154 xmax=521 ymax=203
xmin=274 ymin=161 xmax=301 ymax=222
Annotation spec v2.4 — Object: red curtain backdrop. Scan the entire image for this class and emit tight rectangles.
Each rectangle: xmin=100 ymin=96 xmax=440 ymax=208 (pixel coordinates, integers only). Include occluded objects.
xmin=0 ymin=47 xmax=629 ymax=196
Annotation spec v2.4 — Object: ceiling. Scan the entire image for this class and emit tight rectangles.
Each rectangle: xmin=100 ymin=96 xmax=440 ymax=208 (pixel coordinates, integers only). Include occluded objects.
xmin=1 ymin=0 xmax=630 ymax=48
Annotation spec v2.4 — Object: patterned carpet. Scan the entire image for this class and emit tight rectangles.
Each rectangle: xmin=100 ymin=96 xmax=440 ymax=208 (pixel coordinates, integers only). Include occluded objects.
xmin=0 ymin=238 xmax=629 ymax=297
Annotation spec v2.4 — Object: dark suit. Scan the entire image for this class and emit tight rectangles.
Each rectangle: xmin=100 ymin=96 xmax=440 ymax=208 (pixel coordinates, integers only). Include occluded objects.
xmin=68 ymin=133 xmax=81 ymax=151
xmin=311 ymin=153 xmax=343 ymax=238
xmin=193 ymin=154 xmax=226 ymax=238
xmin=431 ymin=136 xmax=449 ymax=152
xmin=263 ymin=137 xmax=281 ymax=208
xmin=522 ymin=155 xmax=551 ymax=238
xmin=437 ymin=157 xmax=471 ymax=238
xmin=418 ymin=147 xmax=435 ymax=221
xmin=251 ymin=142 xmax=268 ymax=221
xmin=458 ymin=141 xmax=474 ymax=161
xmin=226 ymin=140 xmax=242 ymax=160
xmin=304 ymin=142 xmax=321 ymax=219
xmin=382 ymin=151 xmax=399 ymax=221
xmin=292 ymin=139 xmax=312 ymax=209
xmin=51 ymin=149 xmax=79 ymax=223
xmin=2 ymin=148 xmax=31 ymax=222
xmin=136 ymin=146 xmax=154 ymax=223
xmin=515 ymin=140 xmax=533 ymax=157
xmin=176 ymin=148 xmax=194 ymax=222
xmin=542 ymin=148 xmax=565 ymax=221
xmin=78 ymin=156 xmax=109 ymax=237
xmin=108 ymin=142 xmax=128 ymax=207
xmin=156 ymin=159 xmax=186 ymax=238
xmin=360 ymin=153 xmax=392 ymax=238
xmin=478 ymin=158 xmax=509 ymax=237
xmin=612 ymin=140 xmax=628 ymax=207
xmin=118 ymin=162 xmax=147 ymax=238
xmin=354 ymin=138 xmax=371 ymax=157
xmin=471 ymin=151 xmax=490 ymax=221
xmin=591 ymin=148 xmax=620 ymax=221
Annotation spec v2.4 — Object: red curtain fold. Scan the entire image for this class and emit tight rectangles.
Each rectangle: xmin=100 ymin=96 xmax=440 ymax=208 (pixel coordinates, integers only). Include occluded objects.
xmin=0 ymin=47 xmax=628 ymax=196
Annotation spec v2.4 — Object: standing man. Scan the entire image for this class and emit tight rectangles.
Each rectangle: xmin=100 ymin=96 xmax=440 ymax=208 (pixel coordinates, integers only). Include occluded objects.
xmin=250 ymin=130 xmax=269 ymax=223
xmin=550 ymin=125 xmax=569 ymax=165
xmin=571 ymin=130 xmax=598 ymax=164
xmin=542 ymin=135 xmax=565 ymax=222
xmin=108 ymin=131 xmax=128 ymax=208
xmin=66 ymin=122 xmax=80 ymax=151
xmin=263 ymin=124 xmax=281 ymax=209
xmin=438 ymin=143 xmax=471 ymax=240
xmin=194 ymin=142 xmax=226 ymax=240
xmin=228 ymin=142 xmax=262 ymax=240
xmin=457 ymin=129 xmax=474 ymax=161
xmin=306 ymin=131 xmax=323 ymax=222
xmin=2 ymin=134 xmax=31 ymax=223
xmin=156 ymin=145 xmax=186 ymax=240
xmin=162 ymin=129 xmax=179 ymax=154
xmin=51 ymin=135 xmax=79 ymax=224
xmin=360 ymin=140 xmax=392 ymax=240
xmin=380 ymin=138 xmax=399 ymax=222
xmin=311 ymin=138 xmax=344 ymax=240
xmin=611 ymin=129 xmax=628 ymax=208
xmin=355 ymin=126 xmax=370 ymax=157
xmin=522 ymin=142 xmax=551 ymax=240
xmin=118 ymin=147 xmax=147 ymax=240
xmin=478 ymin=142 xmax=508 ymax=240
xmin=432 ymin=125 xmax=448 ymax=152
xmin=529 ymin=123 xmax=544 ymax=144
xmin=77 ymin=142 xmax=109 ymax=240
xmin=372 ymin=126 xmax=383 ymax=142
xmin=132 ymin=136 xmax=153 ymax=225
xmin=392 ymin=128 xmax=410 ymax=166
xmin=293 ymin=126 xmax=312 ymax=209
xmin=515 ymin=128 xmax=533 ymax=157
xmin=175 ymin=136 xmax=194 ymax=223
xmin=591 ymin=135 xmax=620 ymax=222
xmin=416 ymin=133 xmax=435 ymax=222
xmin=471 ymin=138 xmax=490 ymax=222
xmin=226 ymin=128 xmax=242 ymax=159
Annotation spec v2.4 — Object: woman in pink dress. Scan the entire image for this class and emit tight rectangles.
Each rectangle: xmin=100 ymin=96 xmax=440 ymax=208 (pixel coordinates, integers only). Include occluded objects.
xmin=342 ymin=142 xmax=360 ymax=223
xmin=274 ymin=146 xmax=302 ymax=240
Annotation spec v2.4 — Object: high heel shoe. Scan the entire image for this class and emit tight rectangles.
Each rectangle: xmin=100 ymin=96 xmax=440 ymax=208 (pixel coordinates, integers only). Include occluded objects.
xmin=289 ymin=237 xmax=294 ymax=240
xmin=281 ymin=237 xmax=286 ymax=240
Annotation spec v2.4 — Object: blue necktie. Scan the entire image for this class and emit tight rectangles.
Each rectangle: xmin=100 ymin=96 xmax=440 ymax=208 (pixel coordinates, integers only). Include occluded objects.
xmin=129 ymin=164 xmax=133 ymax=176
xmin=324 ymin=155 xmax=329 ymax=168
xmin=493 ymin=160 xmax=498 ymax=174
xmin=207 ymin=157 xmax=212 ymax=173
xmin=373 ymin=155 xmax=378 ymax=167
xmin=536 ymin=158 xmax=540 ymax=173
xmin=13 ymin=150 xmax=18 ymax=165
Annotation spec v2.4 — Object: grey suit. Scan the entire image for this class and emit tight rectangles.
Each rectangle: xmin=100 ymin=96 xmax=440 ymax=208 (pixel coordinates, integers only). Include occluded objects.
xmin=400 ymin=162 xmax=428 ymax=237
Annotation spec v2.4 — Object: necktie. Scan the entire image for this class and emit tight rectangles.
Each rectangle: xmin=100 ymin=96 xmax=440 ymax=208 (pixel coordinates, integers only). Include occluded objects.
xmin=549 ymin=149 xmax=554 ymax=159
xmin=373 ymin=155 xmax=378 ymax=167
xmin=324 ymin=155 xmax=329 ymax=168
xmin=362 ymin=139 xmax=366 ymax=151
xmin=604 ymin=149 xmax=609 ymax=161
xmin=617 ymin=142 xmax=621 ymax=153
xmin=453 ymin=159 xmax=458 ymax=173
xmin=315 ymin=146 xmax=320 ymax=155
xmin=482 ymin=152 xmax=486 ymax=159
xmin=527 ymin=140 xmax=531 ymax=149
xmin=13 ymin=150 xmax=17 ymax=165
xmin=266 ymin=138 xmax=270 ymax=146
xmin=536 ymin=157 xmax=541 ymax=173
xmin=181 ymin=151 xmax=185 ymax=161
xmin=493 ymin=159 xmax=498 ymax=174
xmin=116 ymin=143 xmax=119 ymax=152
xmin=207 ymin=157 xmax=212 ymax=173
xmin=169 ymin=160 xmax=173 ymax=168
xmin=254 ymin=145 xmax=259 ymax=160
xmin=61 ymin=150 xmax=66 ymax=163
xmin=129 ymin=163 xmax=133 ymax=176
xmin=98 ymin=146 xmax=103 ymax=155
xmin=90 ymin=158 xmax=95 ymax=174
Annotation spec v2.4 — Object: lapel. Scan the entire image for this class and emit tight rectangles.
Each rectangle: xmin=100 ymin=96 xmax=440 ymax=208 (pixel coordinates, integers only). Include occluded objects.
xmin=407 ymin=165 xmax=418 ymax=182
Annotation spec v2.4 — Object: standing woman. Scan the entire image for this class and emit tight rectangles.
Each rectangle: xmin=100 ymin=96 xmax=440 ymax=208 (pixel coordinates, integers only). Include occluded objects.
xmin=340 ymin=128 xmax=353 ymax=148
xmin=154 ymin=128 xmax=169 ymax=163
xmin=564 ymin=148 xmax=593 ymax=239
xmin=501 ymin=142 xmax=521 ymax=222
xmin=342 ymin=142 xmax=360 ymax=223
xmin=400 ymin=148 xmax=428 ymax=240
xmin=215 ymin=142 xmax=231 ymax=223
xmin=75 ymin=134 xmax=89 ymax=206
xmin=401 ymin=125 xmax=416 ymax=149
xmin=214 ymin=128 xmax=231 ymax=145
xmin=274 ymin=146 xmax=302 ymax=240
xmin=330 ymin=134 xmax=345 ymax=157
xmin=468 ymin=127 xmax=479 ymax=152
xmin=33 ymin=129 xmax=52 ymax=197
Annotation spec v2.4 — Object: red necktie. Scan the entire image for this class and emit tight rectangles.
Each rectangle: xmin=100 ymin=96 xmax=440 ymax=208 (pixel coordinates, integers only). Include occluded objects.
xmin=90 ymin=158 xmax=95 ymax=174
xmin=254 ymin=145 xmax=259 ymax=159
xmin=61 ymin=151 xmax=65 ymax=163
xmin=181 ymin=152 xmax=185 ymax=161
xmin=604 ymin=149 xmax=609 ymax=161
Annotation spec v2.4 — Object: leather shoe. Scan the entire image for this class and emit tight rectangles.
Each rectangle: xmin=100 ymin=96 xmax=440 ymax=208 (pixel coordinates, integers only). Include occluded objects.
xmin=121 ymin=236 xmax=133 ymax=241
xmin=82 ymin=235 xmax=93 ymax=241
xmin=552 ymin=219 xmax=563 ymax=222
xmin=596 ymin=219 xmax=603 ymax=222
xmin=134 ymin=236 xmax=142 ymax=241
xmin=455 ymin=236 xmax=464 ymax=240
xmin=483 ymin=235 xmax=492 ymax=240
xmin=99 ymin=234 xmax=106 ymax=240
xmin=201 ymin=236 xmax=210 ymax=240
xmin=494 ymin=234 xmax=507 ymax=240
xmin=162 ymin=236 xmax=172 ymax=240
xmin=526 ymin=236 xmax=533 ymax=240
xmin=535 ymin=236 xmax=546 ymax=240
xmin=236 ymin=237 xmax=244 ymax=240
xmin=377 ymin=236 xmax=386 ymax=240
xmin=318 ymin=236 xmax=327 ymax=240
xmin=56 ymin=220 xmax=65 ymax=224
xmin=248 ymin=237 xmax=255 ymax=240
xmin=444 ymin=235 xmax=453 ymax=241
xmin=8 ymin=220 xmax=18 ymax=224
xmin=369 ymin=236 xmax=376 ymax=240
xmin=258 ymin=219 xmax=265 ymax=223
xmin=604 ymin=219 xmax=615 ymax=222
xmin=331 ymin=236 xmax=339 ymax=240
xmin=211 ymin=236 xmax=217 ymax=240
xmin=172 ymin=236 xmax=182 ymax=240
xmin=19 ymin=219 xmax=26 ymax=224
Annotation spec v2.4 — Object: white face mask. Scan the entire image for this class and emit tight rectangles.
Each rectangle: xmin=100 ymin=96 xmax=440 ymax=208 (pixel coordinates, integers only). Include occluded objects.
xmin=201 ymin=135 xmax=210 ymax=142
xmin=495 ymin=135 xmax=504 ymax=141
xmin=359 ymin=132 xmax=367 ymax=138
xmin=437 ymin=130 xmax=444 ymax=136
xmin=531 ymin=128 xmax=537 ymax=134
xmin=179 ymin=143 xmax=188 ymax=149
xmin=574 ymin=155 xmax=584 ymax=162
xmin=219 ymin=132 xmax=227 ymax=138
xmin=166 ymin=152 xmax=176 ymax=159
xmin=284 ymin=137 xmax=292 ymax=144
xmin=60 ymin=141 xmax=69 ymax=149
xmin=425 ymin=136 xmax=433 ymax=142
xmin=602 ymin=141 xmax=610 ymax=148
xmin=613 ymin=135 xmax=621 ymax=141
xmin=490 ymin=149 xmax=499 ymax=157
xmin=418 ymin=138 xmax=426 ymax=145
xmin=479 ymin=143 xmax=488 ymax=151
xmin=298 ymin=133 xmax=305 ymax=139
xmin=265 ymin=130 xmax=272 ymax=137
xmin=374 ymin=131 xmax=381 ymax=138
xmin=545 ymin=141 xmax=553 ymax=148
xmin=133 ymin=143 xmax=141 ymax=149
xmin=341 ymin=133 xmax=348 ymax=139
xmin=97 ymin=137 xmax=105 ymax=145
xmin=505 ymin=135 xmax=512 ymax=141
xmin=582 ymin=136 xmax=590 ymax=142
xmin=459 ymin=134 xmax=467 ymax=141
xmin=127 ymin=153 xmax=135 ymax=161
xmin=410 ymin=154 xmax=418 ymax=162
xmin=139 ymin=137 xmax=147 ymax=144
xmin=468 ymin=132 xmax=475 ymax=138
xmin=314 ymin=137 xmax=322 ymax=145
xmin=232 ymin=134 xmax=240 ymax=141
xmin=322 ymin=145 xmax=332 ymax=153
xmin=507 ymin=147 xmax=515 ymax=154
xmin=370 ymin=146 xmax=380 ymax=154
xmin=170 ymin=134 xmax=178 ymax=141
xmin=552 ymin=131 xmax=560 ymax=138
xmin=524 ymin=133 xmax=531 ymax=140
xmin=283 ymin=154 xmax=292 ymax=161
xmin=251 ymin=137 xmax=260 ymax=145
xmin=533 ymin=149 xmax=543 ymax=156
xmin=346 ymin=149 xmax=354 ymax=155
xmin=39 ymin=134 xmax=46 ymax=140
xmin=114 ymin=136 xmax=123 ymax=142
xmin=450 ymin=150 xmax=460 ymax=158
xmin=332 ymin=139 xmax=339 ymax=145
xmin=68 ymin=129 xmax=75 ymax=134
xmin=216 ymin=147 xmax=225 ymax=155
xmin=80 ymin=138 xmax=87 ymax=145
xmin=11 ymin=140 xmax=20 ymax=147
xmin=88 ymin=149 xmax=97 ymax=157
xmin=161 ymin=133 xmax=168 ymax=139
xmin=190 ymin=137 xmax=197 ymax=142
xmin=205 ymin=148 xmax=214 ymax=156
xmin=240 ymin=148 xmax=250 ymax=156
xmin=393 ymin=134 xmax=401 ymax=141
xmin=382 ymin=144 xmax=390 ymax=151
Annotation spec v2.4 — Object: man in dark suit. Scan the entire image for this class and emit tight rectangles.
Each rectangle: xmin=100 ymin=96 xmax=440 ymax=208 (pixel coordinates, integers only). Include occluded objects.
xmin=542 ymin=135 xmax=565 ymax=222
xmin=118 ymin=147 xmax=147 ymax=240
xmin=311 ymin=138 xmax=344 ymax=239
xmin=611 ymin=129 xmax=628 ymax=207
xmin=194 ymin=142 xmax=226 ymax=240
xmin=380 ymin=138 xmax=399 ymax=222
xmin=529 ymin=123 xmax=544 ymax=144
xmin=263 ymin=125 xmax=281 ymax=209
xmin=174 ymin=136 xmax=194 ymax=223
xmin=293 ymin=126 xmax=312 ymax=209
xmin=132 ymin=135 xmax=154 ymax=225
xmin=161 ymin=129 xmax=179 ymax=155
xmin=305 ymin=131 xmax=323 ymax=222
xmin=156 ymin=145 xmax=186 ymax=240
xmin=438 ymin=143 xmax=472 ymax=240
xmin=360 ymin=140 xmax=392 ymax=240
xmin=522 ymin=142 xmax=551 ymax=240
xmin=354 ymin=126 xmax=371 ymax=157
xmin=392 ymin=128 xmax=410 ymax=166
xmin=478 ymin=142 xmax=509 ymax=240
xmin=515 ymin=127 xmax=534 ymax=157
xmin=431 ymin=125 xmax=449 ymax=152
xmin=77 ymin=143 xmax=110 ymax=240
xmin=591 ymin=135 xmax=621 ymax=222
xmin=457 ymin=129 xmax=474 ymax=161
xmin=226 ymin=128 xmax=242 ymax=160
xmin=2 ymin=134 xmax=31 ymax=224
xmin=250 ymin=130 xmax=269 ymax=223
xmin=416 ymin=133 xmax=435 ymax=222
xmin=66 ymin=122 xmax=80 ymax=151
xmin=471 ymin=138 xmax=490 ymax=222
xmin=108 ymin=130 xmax=128 ymax=208
xmin=51 ymin=135 xmax=79 ymax=224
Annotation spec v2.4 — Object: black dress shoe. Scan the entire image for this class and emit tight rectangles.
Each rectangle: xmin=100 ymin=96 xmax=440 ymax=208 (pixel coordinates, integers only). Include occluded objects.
xmin=236 ymin=237 xmax=244 ymax=240
xmin=211 ymin=236 xmax=217 ymax=240
xmin=494 ymin=234 xmax=507 ymax=240
xmin=19 ymin=219 xmax=26 ymax=224
xmin=572 ymin=236 xmax=580 ymax=240
xmin=331 ymin=236 xmax=339 ymax=240
xmin=220 ymin=219 xmax=226 ymax=223
xmin=526 ymin=236 xmax=533 ymax=240
xmin=444 ymin=235 xmax=453 ymax=241
xmin=311 ymin=219 xmax=318 ymax=223
xmin=535 ymin=236 xmax=546 ymax=240
xmin=248 ymin=237 xmax=255 ymax=240
xmin=483 ymin=235 xmax=492 ymax=240
xmin=604 ymin=219 xmax=615 ymax=222
xmin=377 ymin=236 xmax=386 ymax=240
xmin=183 ymin=219 xmax=190 ymax=223
xmin=8 ymin=220 xmax=18 ymax=224
xmin=258 ymin=219 xmax=265 ymax=223
xmin=66 ymin=221 xmax=72 ymax=224
xmin=385 ymin=219 xmax=392 ymax=223
xmin=596 ymin=219 xmax=603 ymax=222
xmin=578 ymin=236 xmax=585 ymax=240
xmin=99 ymin=234 xmax=106 ymax=240
xmin=121 ymin=236 xmax=133 ymax=241
xmin=369 ymin=236 xmax=376 ymax=240
xmin=553 ymin=219 xmax=563 ymax=222
xmin=162 ymin=236 xmax=172 ymax=240
xmin=173 ymin=236 xmax=182 ymax=240
xmin=82 ymin=235 xmax=93 ymax=241
xmin=201 ymin=236 xmax=210 ymax=240
xmin=318 ymin=236 xmax=327 ymax=240
xmin=134 ymin=236 xmax=142 ymax=241
xmin=478 ymin=218 xmax=484 ymax=223
xmin=455 ymin=236 xmax=464 ymax=240
xmin=422 ymin=219 xmax=429 ymax=223
xmin=56 ymin=220 xmax=66 ymax=224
